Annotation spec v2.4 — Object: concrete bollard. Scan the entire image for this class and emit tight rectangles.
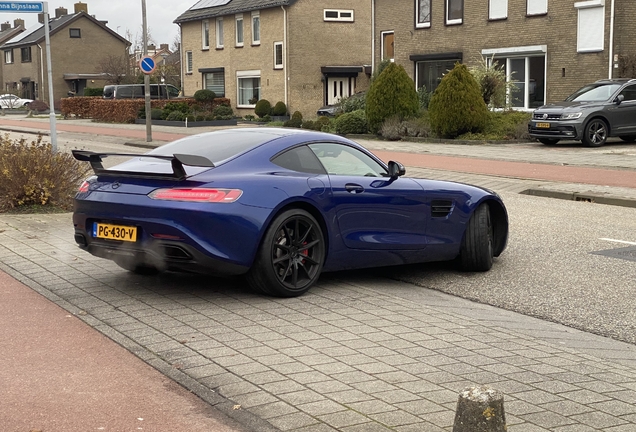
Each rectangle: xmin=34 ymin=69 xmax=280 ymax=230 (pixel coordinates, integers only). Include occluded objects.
xmin=452 ymin=385 xmax=507 ymax=432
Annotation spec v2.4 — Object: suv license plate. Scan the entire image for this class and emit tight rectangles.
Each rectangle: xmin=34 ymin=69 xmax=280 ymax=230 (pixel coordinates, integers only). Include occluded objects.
xmin=93 ymin=222 xmax=137 ymax=242
xmin=536 ymin=122 xmax=550 ymax=128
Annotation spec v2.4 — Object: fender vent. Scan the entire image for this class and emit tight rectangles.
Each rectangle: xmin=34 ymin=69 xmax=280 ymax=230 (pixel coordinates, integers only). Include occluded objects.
xmin=431 ymin=200 xmax=453 ymax=218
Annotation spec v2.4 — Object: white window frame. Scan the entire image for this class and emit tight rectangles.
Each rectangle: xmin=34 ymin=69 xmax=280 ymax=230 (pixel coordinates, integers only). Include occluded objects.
xmin=235 ymin=14 xmax=244 ymax=47
xmin=4 ymin=49 xmax=13 ymax=64
xmin=323 ymin=9 xmax=354 ymax=22
xmin=575 ymin=0 xmax=605 ymax=53
xmin=446 ymin=0 xmax=463 ymax=25
xmin=185 ymin=50 xmax=193 ymax=74
xmin=202 ymin=20 xmax=210 ymax=50
xmin=251 ymin=11 xmax=260 ymax=45
xmin=489 ymin=0 xmax=508 ymax=20
xmin=527 ymin=0 xmax=548 ymax=15
xmin=216 ymin=18 xmax=224 ymax=48
xmin=415 ymin=0 xmax=431 ymax=28
xmin=274 ymin=41 xmax=283 ymax=69
xmin=237 ymin=70 xmax=261 ymax=108
xmin=381 ymin=31 xmax=394 ymax=62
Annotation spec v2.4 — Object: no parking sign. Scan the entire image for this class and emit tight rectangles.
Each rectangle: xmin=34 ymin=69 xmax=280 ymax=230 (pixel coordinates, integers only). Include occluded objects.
xmin=139 ymin=56 xmax=156 ymax=75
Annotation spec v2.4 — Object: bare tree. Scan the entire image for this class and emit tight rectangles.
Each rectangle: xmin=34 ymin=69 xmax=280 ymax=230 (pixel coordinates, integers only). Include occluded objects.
xmin=96 ymin=55 xmax=132 ymax=84
xmin=171 ymin=33 xmax=181 ymax=52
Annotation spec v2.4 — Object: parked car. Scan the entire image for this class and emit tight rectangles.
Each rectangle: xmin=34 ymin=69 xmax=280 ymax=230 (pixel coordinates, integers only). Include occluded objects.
xmin=317 ymin=105 xmax=342 ymax=117
xmin=102 ymin=84 xmax=180 ymax=100
xmin=72 ymin=128 xmax=508 ymax=297
xmin=528 ymin=78 xmax=636 ymax=147
xmin=0 ymin=94 xmax=33 ymax=109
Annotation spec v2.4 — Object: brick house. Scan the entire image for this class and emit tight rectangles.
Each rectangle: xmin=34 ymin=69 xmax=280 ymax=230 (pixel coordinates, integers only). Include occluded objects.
xmin=374 ymin=0 xmax=636 ymax=110
xmin=175 ymin=0 xmax=372 ymax=118
xmin=1 ymin=3 xmax=129 ymax=103
xmin=0 ymin=20 xmax=25 ymax=92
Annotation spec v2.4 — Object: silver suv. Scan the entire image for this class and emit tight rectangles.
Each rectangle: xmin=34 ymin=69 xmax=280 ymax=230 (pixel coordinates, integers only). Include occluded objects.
xmin=528 ymin=78 xmax=636 ymax=147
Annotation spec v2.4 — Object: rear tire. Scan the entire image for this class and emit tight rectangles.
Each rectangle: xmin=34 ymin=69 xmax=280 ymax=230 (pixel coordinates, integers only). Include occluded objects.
xmin=539 ymin=138 xmax=560 ymax=146
xmin=459 ymin=203 xmax=494 ymax=272
xmin=582 ymin=118 xmax=608 ymax=147
xmin=247 ymin=209 xmax=325 ymax=297
xmin=619 ymin=135 xmax=636 ymax=143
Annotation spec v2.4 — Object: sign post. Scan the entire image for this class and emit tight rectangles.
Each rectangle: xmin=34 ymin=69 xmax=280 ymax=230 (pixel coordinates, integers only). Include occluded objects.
xmin=0 ymin=1 xmax=57 ymax=151
xmin=141 ymin=0 xmax=151 ymax=142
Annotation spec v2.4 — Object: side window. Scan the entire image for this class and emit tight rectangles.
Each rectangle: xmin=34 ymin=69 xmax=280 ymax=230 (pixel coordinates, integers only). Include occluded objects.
xmin=167 ymin=85 xmax=180 ymax=97
xmin=271 ymin=145 xmax=326 ymax=174
xmin=308 ymin=143 xmax=387 ymax=177
xmin=117 ymin=87 xmax=132 ymax=98
xmin=619 ymin=85 xmax=636 ymax=102
xmin=150 ymin=86 xmax=160 ymax=97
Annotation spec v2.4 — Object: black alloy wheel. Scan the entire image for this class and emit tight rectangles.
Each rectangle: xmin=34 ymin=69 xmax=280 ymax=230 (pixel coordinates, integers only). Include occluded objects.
xmin=582 ymin=119 xmax=608 ymax=147
xmin=538 ymin=138 xmax=560 ymax=146
xmin=248 ymin=209 xmax=325 ymax=297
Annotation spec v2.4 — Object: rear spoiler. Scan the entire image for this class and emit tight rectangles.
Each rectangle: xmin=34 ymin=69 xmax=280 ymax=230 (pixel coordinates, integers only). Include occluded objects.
xmin=72 ymin=150 xmax=215 ymax=180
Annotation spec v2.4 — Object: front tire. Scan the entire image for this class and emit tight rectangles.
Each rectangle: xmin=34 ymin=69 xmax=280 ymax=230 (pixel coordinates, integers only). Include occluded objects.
xmin=582 ymin=119 xmax=608 ymax=147
xmin=459 ymin=203 xmax=493 ymax=272
xmin=539 ymin=138 xmax=560 ymax=146
xmin=247 ymin=209 xmax=325 ymax=297
xmin=619 ymin=135 xmax=636 ymax=143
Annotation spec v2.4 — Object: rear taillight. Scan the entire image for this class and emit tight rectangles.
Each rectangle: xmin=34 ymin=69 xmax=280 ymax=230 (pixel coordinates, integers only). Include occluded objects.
xmin=148 ymin=188 xmax=242 ymax=203
xmin=78 ymin=181 xmax=90 ymax=193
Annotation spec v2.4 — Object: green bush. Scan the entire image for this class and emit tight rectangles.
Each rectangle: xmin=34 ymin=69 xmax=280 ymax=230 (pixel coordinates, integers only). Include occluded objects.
xmin=291 ymin=111 xmax=303 ymax=121
xmin=339 ymin=93 xmax=366 ymax=113
xmin=469 ymin=54 xmax=510 ymax=109
xmin=193 ymin=89 xmax=216 ymax=103
xmin=283 ymin=117 xmax=302 ymax=128
xmin=457 ymin=110 xmax=531 ymax=140
xmin=315 ymin=116 xmax=331 ymax=131
xmin=334 ymin=110 xmax=368 ymax=135
xmin=255 ymin=99 xmax=272 ymax=118
xmin=0 ymin=136 xmax=89 ymax=212
xmin=150 ymin=108 xmax=163 ymax=120
xmin=429 ymin=63 xmax=489 ymax=138
xmin=366 ymin=63 xmax=419 ymax=134
xmin=272 ymin=101 xmax=287 ymax=116
xmin=301 ymin=120 xmax=315 ymax=130
xmin=166 ymin=110 xmax=186 ymax=121
xmin=417 ymin=86 xmax=433 ymax=110
xmin=161 ymin=102 xmax=190 ymax=120
xmin=213 ymin=105 xmax=234 ymax=118
xmin=83 ymin=87 xmax=103 ymax=97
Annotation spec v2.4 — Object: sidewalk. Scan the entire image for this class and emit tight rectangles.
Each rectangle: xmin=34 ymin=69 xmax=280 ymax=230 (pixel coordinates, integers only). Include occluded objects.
xmin=1 ymin=116 xmax=635 ymax=431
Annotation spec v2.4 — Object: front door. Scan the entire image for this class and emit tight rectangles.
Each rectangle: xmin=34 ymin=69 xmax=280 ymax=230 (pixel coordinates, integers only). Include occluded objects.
xmin=327 ymin=77 xmax=352 ymax=105
xmin=610 ymin=84 xmax=636 ymax=135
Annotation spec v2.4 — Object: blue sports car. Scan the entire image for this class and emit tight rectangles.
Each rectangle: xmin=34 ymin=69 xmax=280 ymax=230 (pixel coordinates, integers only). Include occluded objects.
xmin=72 ymin=128 xmax=508 ymax=297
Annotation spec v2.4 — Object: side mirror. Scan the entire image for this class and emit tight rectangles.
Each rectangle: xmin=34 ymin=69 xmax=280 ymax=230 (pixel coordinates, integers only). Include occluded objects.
xmin=615 ymin=94 xmax=625 ymax=105
xmin=388 ymin=161 xmax=406 ymax=179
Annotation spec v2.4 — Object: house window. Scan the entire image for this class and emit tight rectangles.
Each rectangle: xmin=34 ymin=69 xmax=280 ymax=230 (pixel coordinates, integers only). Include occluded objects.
xmin=21 ymin=47 xmax=31 ymax=62
xmin=216 ymin=18 xmax=224 ymax=48
xmin=237 ymin=70 xmax=260 ymax=107
xmin=415 ymin=57 xmax=460 ymax=93
xmin=416 ymin=0 xmax=431 ymax=28
xmin=381 ymin=31 xmax=394 ymax=61
xmin=274 ymin=42 xmax=283 ymax=69
xmin=483 ymin=46 xmax=547 ymax=109
xmin=204 ymin=72 xmax=225 ymax=97
xmin=527 ymin=0 xmax=548 ymax=15
xmin=323 ymin=9 xmax=354 ymax=22
xmin=252 ymin=11 xmax=260 ymax=45
xmin=69 ymin=28 xmax=81 ymax=38
xmin=446 ymin=0 xmax=463 ymax=25
xmin=576 ymin=1 xmax=605 ymax=53
xmin=4 ymin=49 xmax=13 ymax=64
xmin=185 ymin=51 xmax=193 ymax=74
xmin=202 ymin=20 xmax=210 ymax=49
xmin=235 ymin=14 xmax=244 ymax=47
xmin=489 ymin=0 xmax=508 ymax=20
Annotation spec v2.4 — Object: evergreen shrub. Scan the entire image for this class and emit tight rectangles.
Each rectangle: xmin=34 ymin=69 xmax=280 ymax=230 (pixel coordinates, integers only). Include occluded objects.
xmin=334 ymin=110 xmax=367 ymax=135
xmin=193 ymin=89 xmax=216 ymax=102
xmin=272 ymin=101 xmax=287 ymax=116
xmin=255 ymin=99 xmax=272 ymax=118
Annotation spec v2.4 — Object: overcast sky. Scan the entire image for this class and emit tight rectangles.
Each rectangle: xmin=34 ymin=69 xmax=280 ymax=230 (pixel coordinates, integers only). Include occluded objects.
xmin=1 ymin=0 xmax=197 ymax=50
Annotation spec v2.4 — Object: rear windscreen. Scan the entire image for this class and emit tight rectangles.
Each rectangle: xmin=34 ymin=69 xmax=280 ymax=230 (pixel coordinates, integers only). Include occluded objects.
xmin=148 ymin=131 xmax=278 ymax=165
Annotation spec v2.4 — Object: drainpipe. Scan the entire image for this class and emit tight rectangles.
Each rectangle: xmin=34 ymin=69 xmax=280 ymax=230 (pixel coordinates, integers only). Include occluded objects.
xmin=37 ymin=44 xmax=44 ymax=100
xmin=608 ymin=0 xmax=615 ymax=79
xmin=178 ymin=23 xmax=184 ymax=95
xmin=281 ymin=5 xmax=288 ymax=107
xmin=371 ymin=0 xmax=375 ymax=75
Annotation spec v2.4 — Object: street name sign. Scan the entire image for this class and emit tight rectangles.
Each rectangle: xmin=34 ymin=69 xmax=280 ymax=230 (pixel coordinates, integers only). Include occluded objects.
xmin=0 ymin=2 xmax=44 ymax=12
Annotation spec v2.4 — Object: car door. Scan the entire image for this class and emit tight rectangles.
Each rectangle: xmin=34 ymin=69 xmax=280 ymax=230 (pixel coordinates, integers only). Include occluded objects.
xmin=611 ymin=84 xmax=636 ymax=135
xmin=309 ymin=142 xmax=427 ymax=250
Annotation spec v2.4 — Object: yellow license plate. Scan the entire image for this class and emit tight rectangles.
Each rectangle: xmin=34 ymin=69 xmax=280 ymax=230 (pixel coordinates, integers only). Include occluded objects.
xmin=93 ymin=222 xmax=137 ymax=242
xmin=536 ymin=122 xmax=551 ymax=128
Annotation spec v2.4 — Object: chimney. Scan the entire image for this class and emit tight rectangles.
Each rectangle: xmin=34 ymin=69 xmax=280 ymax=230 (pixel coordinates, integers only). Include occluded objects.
xmin=55 ymin=7 xmax=68 ymax=18
xmin=147 ymin=44 xmax=156 ymax=51
xmin=13 ymin=19 xmax=25 ymax=28
xmin=160 ymin=44 xmax=169 ymax=51
xmin=1 ymin=22 xmax=10 ymax=31
xmin=74 ymin=2 xmax=88 ymax=14
xmin=38 ymin=13 xmax=45 ymax=24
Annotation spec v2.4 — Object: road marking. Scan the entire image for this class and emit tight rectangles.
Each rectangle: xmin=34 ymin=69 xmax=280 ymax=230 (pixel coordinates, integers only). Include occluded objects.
xmin=599 ymin=238 xmax=636 ymax=246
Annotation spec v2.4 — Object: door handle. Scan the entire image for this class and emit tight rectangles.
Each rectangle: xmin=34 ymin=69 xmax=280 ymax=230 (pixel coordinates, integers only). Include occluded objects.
xmin=345 ymin=183 xmax=364 ymax=194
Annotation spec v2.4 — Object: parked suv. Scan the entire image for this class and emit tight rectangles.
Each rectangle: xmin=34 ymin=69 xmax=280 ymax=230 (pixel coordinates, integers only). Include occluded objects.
xmin=528 ymin=78 xmax=636 ymax=147
xmin=103 ymin=84 xmax=180 ymax=100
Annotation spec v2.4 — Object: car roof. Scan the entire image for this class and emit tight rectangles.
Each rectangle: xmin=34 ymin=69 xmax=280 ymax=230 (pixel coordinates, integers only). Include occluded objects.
xmin=593 ymin=78 xmax=636 ymax=84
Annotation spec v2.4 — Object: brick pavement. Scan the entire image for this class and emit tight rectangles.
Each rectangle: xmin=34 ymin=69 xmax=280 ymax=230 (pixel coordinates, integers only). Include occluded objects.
xmin=1 ymin=117 xmax=636 ymax=431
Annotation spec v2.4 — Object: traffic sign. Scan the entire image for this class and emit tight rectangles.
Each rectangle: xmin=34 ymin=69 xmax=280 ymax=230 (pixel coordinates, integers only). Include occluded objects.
xmin=0 ymin=2 xmax=44 ymax=12
xmin=139 ymin=56 xmax=156 ymax=75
